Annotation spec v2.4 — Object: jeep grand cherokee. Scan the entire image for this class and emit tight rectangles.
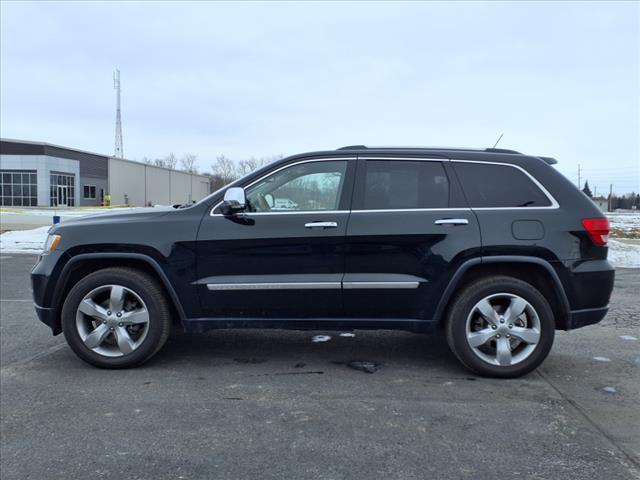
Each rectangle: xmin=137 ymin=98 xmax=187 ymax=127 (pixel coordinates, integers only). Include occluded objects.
xmin=31 ymin=146 xmax=614 ymax=377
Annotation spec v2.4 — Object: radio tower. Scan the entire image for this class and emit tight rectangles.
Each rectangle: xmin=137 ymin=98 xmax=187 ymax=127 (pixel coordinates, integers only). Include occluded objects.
xmin=113 ymin=69 xmax=124 ymax=158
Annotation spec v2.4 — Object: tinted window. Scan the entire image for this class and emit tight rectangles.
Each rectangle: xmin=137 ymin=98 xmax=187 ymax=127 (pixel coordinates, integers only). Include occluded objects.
xmin=245 ymin=160 xmax=347 ymax=212
xmin=454 ymin=162 xmax=551 ymax=208
xmin=0 ymin=169 xmax=38 ymax=207
xmin=362 ymin=161 xmax=449 ymax=210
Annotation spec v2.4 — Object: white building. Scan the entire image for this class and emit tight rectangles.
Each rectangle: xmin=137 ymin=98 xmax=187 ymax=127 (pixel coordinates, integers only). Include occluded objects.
xmin=0 ymin=139 xmax=210 ymax=207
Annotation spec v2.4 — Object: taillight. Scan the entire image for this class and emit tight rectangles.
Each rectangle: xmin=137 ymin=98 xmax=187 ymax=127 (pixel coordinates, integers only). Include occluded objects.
xmin=581 ymin=218 xmax=610 ymax=246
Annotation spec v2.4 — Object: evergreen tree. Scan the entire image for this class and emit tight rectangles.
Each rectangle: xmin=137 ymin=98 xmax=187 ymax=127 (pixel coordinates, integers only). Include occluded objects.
xmin=582 ymin=180 xmax=593 ymax=198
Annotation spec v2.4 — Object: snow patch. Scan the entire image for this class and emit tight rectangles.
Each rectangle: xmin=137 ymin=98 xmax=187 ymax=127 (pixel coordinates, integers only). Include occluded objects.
xmin=339 ymin=333 xmax=355 ymax=337
xmin=607 ymin=211 xmax=640 ymax=235
xmin=0 ymin=226 xmax=49 ymax=253
xmin=592 ymin=356 xmax=611 ymax=362
xmin=602 ymin=386 xmax=617 ymax=394
xmin=607 ymin=239 xmax=640 ymax=268
xmin=312 ymin=335 xmax=331 ymax=343
xmin=620 ymin=335 xmax=637 ymax=341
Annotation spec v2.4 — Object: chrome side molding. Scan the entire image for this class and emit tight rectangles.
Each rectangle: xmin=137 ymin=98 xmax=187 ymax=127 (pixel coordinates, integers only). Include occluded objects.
xmin=207 ymin=282 xmax=341 ymax=291
xmin=342 ymin=281 xmax=419 ymax=289
xmin=206 ymin=281 xmax=421 ymax=291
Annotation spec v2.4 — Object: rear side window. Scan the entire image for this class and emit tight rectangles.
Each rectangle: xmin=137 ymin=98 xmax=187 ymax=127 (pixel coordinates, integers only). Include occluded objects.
xmin=362 ymin=160 xmax=449 ymax=210
xmin=454 ymin=162 xmax=552 ymax=208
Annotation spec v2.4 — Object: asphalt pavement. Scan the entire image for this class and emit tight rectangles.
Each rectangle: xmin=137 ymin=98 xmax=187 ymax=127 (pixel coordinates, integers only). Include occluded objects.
xmin=1 ymin=254 xmax=639 ymax=479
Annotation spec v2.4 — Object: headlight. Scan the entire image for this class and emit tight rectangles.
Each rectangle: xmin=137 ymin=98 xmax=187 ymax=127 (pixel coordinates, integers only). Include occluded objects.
xmin=43 ymin=234 xmax=61 ymax=254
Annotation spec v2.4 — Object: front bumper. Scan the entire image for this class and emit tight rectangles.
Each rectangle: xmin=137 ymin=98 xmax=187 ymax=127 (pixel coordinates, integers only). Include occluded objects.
xmin=34 ymin=303 xmax=61 ymax=335
xmin=31 ymin=251 xmax=68 ymax=335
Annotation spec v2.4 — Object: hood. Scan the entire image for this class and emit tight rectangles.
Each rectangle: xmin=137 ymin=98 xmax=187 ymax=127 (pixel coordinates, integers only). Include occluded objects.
xmin=54 ymin=206 xmax=176 ymax=227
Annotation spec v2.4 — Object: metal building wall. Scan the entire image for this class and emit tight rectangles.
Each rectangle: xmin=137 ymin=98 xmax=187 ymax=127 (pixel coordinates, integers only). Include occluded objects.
xmin=108 ymin=158 xmax=146 ymax=206
xmin=145 ymin=166 xmax=171 ymax=205
xmin=108 ymin=157 xmax=210 ymax=206
xmin=192 ymin=175 xmax=211 ymax=201
xmin=169 ymin=170 xmax=191 ymax=204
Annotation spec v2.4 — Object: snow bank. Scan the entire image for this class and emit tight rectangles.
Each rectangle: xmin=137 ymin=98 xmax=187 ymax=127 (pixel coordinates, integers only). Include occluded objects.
xmin=607 ymin=239 xmax=640 ymax=268
xmin=607 ymin=211 xmax=640 ymax=235
xmin=0 ymin=226 xmax=49 ymax=254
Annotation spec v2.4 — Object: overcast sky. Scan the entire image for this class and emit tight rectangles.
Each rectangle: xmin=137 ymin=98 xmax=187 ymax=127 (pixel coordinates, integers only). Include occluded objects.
xmin=1 ymin=1 xmax=638 ymax=194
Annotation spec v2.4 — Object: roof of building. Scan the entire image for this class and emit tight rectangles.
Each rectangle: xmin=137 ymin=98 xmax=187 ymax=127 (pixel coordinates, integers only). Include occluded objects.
xmin=1 ymin=138 xmax=111 ymax=164
xmin=0 ymin=138 xmax=209 ymax=176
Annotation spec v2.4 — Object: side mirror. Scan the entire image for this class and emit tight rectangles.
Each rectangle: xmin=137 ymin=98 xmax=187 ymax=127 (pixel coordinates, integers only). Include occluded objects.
xmin=220 ymin=187 xmax=246 ymax=216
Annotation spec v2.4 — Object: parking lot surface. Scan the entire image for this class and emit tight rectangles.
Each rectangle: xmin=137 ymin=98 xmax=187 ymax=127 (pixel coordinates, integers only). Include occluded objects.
xmin=1 ymin=254 xmax=639 ymax=479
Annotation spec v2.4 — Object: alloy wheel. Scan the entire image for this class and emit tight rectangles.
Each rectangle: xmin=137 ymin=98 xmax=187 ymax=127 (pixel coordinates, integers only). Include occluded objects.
xmin=75 ymin=284 xmax=150 ymax=357
xmin=465 ymin=293 xmax=541 ymax=367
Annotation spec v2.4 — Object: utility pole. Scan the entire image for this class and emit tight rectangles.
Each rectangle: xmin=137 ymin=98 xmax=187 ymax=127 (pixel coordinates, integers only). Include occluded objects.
xmin=113 ymin=69 xmax=124 ymax=158
xmin=594 ymin=186 xmax=597 ymax=197
xmin=608 ymin=184 xmax=613 ymax=212
xmin=577 ymin=164 xmax=581 ymax=189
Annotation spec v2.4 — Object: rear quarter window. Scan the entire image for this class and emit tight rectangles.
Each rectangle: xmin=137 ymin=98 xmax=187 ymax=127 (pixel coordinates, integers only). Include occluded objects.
xmin=454 ymin=162 xmax=552 ymax=208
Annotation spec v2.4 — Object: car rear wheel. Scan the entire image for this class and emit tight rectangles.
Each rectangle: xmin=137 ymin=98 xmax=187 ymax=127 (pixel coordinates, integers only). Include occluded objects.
xmin=62 ymin=267 xmax=171 ymax=368
xmin=445 ymin=275 xmax=555 ymax=378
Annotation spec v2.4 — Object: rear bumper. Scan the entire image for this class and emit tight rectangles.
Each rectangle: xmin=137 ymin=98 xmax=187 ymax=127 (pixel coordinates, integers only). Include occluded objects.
xmin=556 ymin=259 xmax=614 ymax=330
xmin=34 ymin=304 xmax=61 ymax=335
xmin=569 ymin=305 xmax=609 ymax=330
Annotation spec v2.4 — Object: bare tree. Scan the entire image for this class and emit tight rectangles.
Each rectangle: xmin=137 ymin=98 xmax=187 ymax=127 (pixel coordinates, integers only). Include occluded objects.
xmin=237 ymin=155 xmax=282 ymax=176
xmin=238 ymin=157 xmax=259 ymax=176
xmin=164 ymin=152 xmax=178 ymax=170
xmin=208 ymin=173 xmax=226 ymax=192
xmin=211 ymin=155 xmax=237 ymax=185
xmin=180 ymin=153 xmax=199 ymax=173
xmin=141 ymin=156 xmax=153 ymax=165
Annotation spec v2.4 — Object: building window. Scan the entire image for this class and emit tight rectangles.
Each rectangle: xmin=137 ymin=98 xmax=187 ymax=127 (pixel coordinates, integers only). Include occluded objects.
xmin=50 ymin=172 xmax=75 ymax=207
xmin=0 ymin=170 xmax=38 ymax=207
xmin=83 ymin=185 xmax=96 ymax=199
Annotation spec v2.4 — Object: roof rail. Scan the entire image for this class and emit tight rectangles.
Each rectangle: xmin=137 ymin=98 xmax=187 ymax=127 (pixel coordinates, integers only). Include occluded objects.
xmin=538 ymin=156 xmax=558 ymax=165
xmin=484 ymin=148 xmax=521 ymax=154
xmin=337 ymin=145 xmax=367 ymax=150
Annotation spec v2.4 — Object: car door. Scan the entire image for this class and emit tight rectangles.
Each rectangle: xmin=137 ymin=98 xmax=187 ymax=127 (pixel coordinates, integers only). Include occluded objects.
xmin=343 ymin=156 xmax=481 ymax=321
xmin=196 ymin=157 xmax=355 ymax=319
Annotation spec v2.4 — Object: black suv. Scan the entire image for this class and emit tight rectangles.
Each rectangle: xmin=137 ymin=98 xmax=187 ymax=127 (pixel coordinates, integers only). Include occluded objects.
xmin=31 ymin=146 xmax=614 ymax=377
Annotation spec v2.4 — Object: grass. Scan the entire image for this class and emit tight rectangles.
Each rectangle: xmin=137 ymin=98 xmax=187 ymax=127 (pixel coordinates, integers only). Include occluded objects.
xmin=610 ymin=227 xmax=640 ymax=239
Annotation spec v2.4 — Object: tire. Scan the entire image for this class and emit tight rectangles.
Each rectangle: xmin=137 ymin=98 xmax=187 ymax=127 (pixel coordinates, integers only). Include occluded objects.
xmin=61 ymin=267 xmax=172 ymax=368
xmin=445 ymin=275 xmax=555 ymax=378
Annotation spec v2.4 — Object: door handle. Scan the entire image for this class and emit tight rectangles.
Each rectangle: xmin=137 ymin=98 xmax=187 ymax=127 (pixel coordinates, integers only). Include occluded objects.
xmin=305 ymin=221 xmax=338 ymax=229
xmin=434 ymin=218 xmax=469 ymax=226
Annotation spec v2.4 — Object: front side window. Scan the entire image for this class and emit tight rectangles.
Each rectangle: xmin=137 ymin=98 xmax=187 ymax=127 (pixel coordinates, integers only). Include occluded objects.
xmin=362 ymin=160 xmax=449 ymax=210
xmin=244 ymin=161 xmax=347 ymax=212
xmin=454 ymin=162 xmax=552 ymax=208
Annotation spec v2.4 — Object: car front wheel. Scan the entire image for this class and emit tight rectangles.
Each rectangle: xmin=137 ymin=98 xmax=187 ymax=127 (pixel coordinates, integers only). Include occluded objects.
xmin=61 ymin=267 xmax=171 ymax=368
